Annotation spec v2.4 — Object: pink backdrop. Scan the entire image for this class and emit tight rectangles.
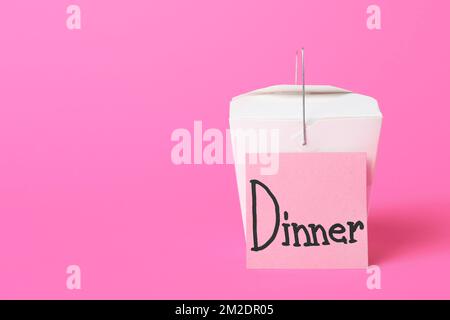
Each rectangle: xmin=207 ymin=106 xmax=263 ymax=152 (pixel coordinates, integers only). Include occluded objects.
xmin=0 ymin=0 xmax=449 ymax=299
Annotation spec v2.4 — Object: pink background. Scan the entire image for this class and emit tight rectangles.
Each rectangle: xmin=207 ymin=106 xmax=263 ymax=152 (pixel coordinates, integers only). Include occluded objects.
xmin=0 ymin=0 xmax=449 ymax=299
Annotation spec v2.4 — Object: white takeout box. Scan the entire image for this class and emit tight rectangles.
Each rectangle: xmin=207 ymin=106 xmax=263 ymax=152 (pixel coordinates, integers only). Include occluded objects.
xmin=229 ymin=85 xmax=383 ymax=236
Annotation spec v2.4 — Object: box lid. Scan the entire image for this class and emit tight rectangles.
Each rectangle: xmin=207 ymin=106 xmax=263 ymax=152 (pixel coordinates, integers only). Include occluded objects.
xmin=230 ymin=85 xmax=382 ymax=120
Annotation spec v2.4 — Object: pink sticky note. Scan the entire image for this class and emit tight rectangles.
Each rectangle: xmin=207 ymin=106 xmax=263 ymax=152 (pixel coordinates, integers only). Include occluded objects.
xmin=245 ymin=153 xmax=368 ymax=269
